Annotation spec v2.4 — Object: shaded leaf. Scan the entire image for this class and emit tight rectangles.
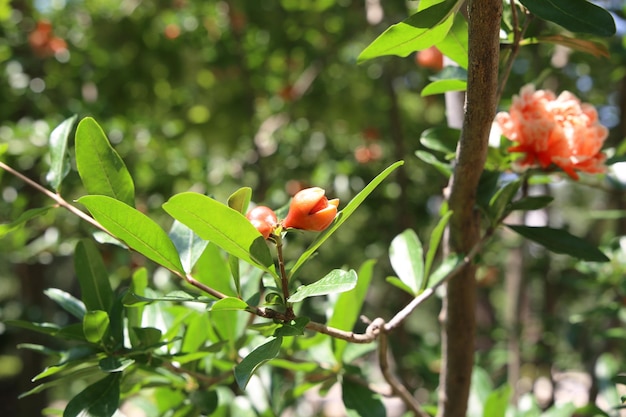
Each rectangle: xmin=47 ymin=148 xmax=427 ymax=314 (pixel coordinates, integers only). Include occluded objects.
xmin=78 ymin=195 xmax=185 ymax=274
xmin=506 ymin=225 xmax=609 ymax=262
xmin=162 ymin=192 xmax=275 ymax=276
xmin=46 ymin=115 xmax=77 ymax=191
xmin=420 ymin=127 xmax=459 ymax=155
xmin=358 ymin=0 xmax=460 ymax=62
xmin=169 ymin=220 xmax=209 ymax=273
xmin=422 ymin=78 xmax=467 ymax=96
xmin=75 ymin=117 xmax=135 ymax=207
xmin=190 ymin=390 xmax=219 ymax=415
xmin=99 ymin=357 xmax=134 ymax=373
xmin=508 ymin=195 xmax=554 ymax=212
xmin=274 ymin=317 xmax=311 ymax=337
xmin=44 ymin=288 xmax=86 ymax=320
xmin=0 ymin=207 xmax=53 ymax=237
xmin=523 ymin=35 xmax=610 ymax=58
xmin=132 ymin=327 xmax=162 ymax=348
xmin=288 ymin=269 xmax=358 ymax=303
xmin=234 ymin=336 xmax=282 ymax=389
xmin=227 ymin=187 xmax=252 ymax=214
xmin=415 ymin=151 xmax=452 ymax=177
xmin=519 ymin=0 xmax=615 ymax=36
xmin=389 ymin=229 xmax=424 ymax=295
xmin=436 ymin=12 xmax=468 ymax=68
xmin=63 ymin=373 xmax=121 ymax=417
xmin=74 ymin=239 xmax=114 ymax=313
xmin=488 ymin=178 xmax=522 ymax=222
xmin=290 ymin=161 xmax=403 ymax=277
xmin=342 ymin=377 xmax=386 ymax=417
xmin=123 ymin=290 xmax=214 ymax=306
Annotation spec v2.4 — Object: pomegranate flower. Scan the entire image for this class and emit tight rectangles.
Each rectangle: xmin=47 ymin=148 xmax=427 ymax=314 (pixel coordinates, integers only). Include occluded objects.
xmin=246 ymin=206 xmax=278 ymax=239
xmin=282 ymin=187 xmax=339 ymax=232
xmin=495 ymin=84 xmax=608 ymax=180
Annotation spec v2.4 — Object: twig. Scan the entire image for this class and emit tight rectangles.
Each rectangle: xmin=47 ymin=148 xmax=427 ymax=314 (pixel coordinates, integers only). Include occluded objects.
xmin=378 ymin=330 xmax=431 ymax=417
xmin=497 ymin=2 xmax=532 ymax=102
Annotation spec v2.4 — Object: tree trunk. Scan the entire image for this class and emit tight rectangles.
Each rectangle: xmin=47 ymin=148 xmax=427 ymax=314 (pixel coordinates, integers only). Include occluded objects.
xmin=437 ymin=1 xmax=502 ymax=417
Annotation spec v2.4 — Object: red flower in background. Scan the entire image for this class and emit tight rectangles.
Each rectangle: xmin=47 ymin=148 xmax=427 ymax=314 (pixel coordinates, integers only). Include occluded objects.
xmin=495 ymin=84 xmax=608 ymax=180
xmin=29 ymin=20 xmax=67 ymax=58
xmin=282 ymin=187 xmax=339 ymax=232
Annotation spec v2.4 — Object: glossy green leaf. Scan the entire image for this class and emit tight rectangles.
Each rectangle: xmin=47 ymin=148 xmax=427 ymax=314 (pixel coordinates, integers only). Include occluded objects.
xmin=44 ymin=288 xmax=86 ymax=320
xmin=415 ymin=150 xmax=452 ymax=177
xmin=519 ymin=0 xmax=615 ymax=36
xmin=389 ymin=229 xmax=424 ymax=295
xmin=422 ymin=78 xmax=467 ymax=96
xmin=289 ymin=161 xmax=403 ymax=277
xmin=506 ymin=225 xmax=609 ymax=262
xmin=385 ymin=276 xmax=416 ymax=295
xmin=274 ymin=317 xmax=310 ymax=337
xmin=169 ymin=220 xmax=209 ymax=273
xmin=63 ymin=373 xmax=121 ymax=417
xmin=7 ymin=320 xmax=85 ymax=341
xmin=428 ymin=254 xmax=463 ymax=288
xmin=234 ymin=336 xmax=282 ymax=389
xmin=46 ymin=115 xmax=77 ymax=191
xmin=329 ymin=259 xmax=376 ymax=361
xmin=162 ymin=192 xmax=275 ymax=276
xmin=99 ymin=357 xmax=134 ymax=373
xmin=424 ymin=210 xmax=453 ymax=288
xmin=483 ymin=385 xmax=512 ymax=417
xmin=227 ymin=187 xmax=252 ymax=214
xmin=83 ymin=310 xmax=110 ymax=344
xmin=288 ymin=269 xmax=358 ymax=303
xmin=78 ymin=195 xmax=185 ymax=274
xmin=0 ymin=207 xmax=53 ymax=237
xmin=75 ymin=117 xmax=135 ymax=207
xmin=420 ymin=127 xmax=459 ymax=155
xmin=342 ymin=377 xmax=386 ymax=417
xmin=358 ymin=0 xmax=460 ymax=63
xmin=508 ymin=196 xmax=554 ymax=212
xmin=436 ymin=12 xmax=468 ymax=68
xmin=74 ymin=239 xmax=114 ymax=313
xmin=489 ymin=179 xmax=522 ymax=223
xmin=132 ymin=327 xmax=162 ymax=348
xmin=210 ymin=297 xmax=248 ymax=311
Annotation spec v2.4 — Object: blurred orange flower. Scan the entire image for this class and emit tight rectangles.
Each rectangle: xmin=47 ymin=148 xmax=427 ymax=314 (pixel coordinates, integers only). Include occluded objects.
xmin=495 ymin=84 xmax=608 ymax=180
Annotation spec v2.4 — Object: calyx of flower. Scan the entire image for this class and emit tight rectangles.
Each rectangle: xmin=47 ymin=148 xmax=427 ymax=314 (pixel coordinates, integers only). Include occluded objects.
xmin=282 ymin=187 xmax=339 ymax=232
xmin=246 ymin=206 xmax=278 ymax=239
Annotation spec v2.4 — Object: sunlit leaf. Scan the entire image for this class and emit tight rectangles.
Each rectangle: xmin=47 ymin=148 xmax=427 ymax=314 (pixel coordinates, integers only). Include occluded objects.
xmin=424 ymin=210 xmax=453 ymax=288
xmin=210 ymin=297 xmax=248 ymax=311
xmin=415 ymin=151 xmax=452 ymax=177
xmin=288 ymin=269 xmax=358 ymax=303
xmin=422 ymin=78 xmax=467 ymax=96
xmin=169 ymin=220 xmax=209 ymax=273
xmin=289 ymin=161 xmax=403 ymax=278
xmin=420 ymin=127 xmax=459 ymax=155
xmin=389 ymin=229 xmax=424 ymax=295
xmin=46 ymin=115 xmax=77 ymax=191
xmin=386 ymin=276 xmax=416 ymax=295
xmin=74 ymin=239 xmax=114 ymax=313
xmin=78 ymin=195 xmax=185 ymax=275
xmin=83 ymin=310 xmax=110 ymax=344
xmin=63 ymin=373 xmax=121 ymax=417
xmin=234 ymin=336 xmax=282 ymax=389
xmin=162 ymin=192 xmax=276 ymax=276
xmin=506 ymin=225 xmax=609 ymax=262
xmin=44 ymin=288 xmax=86 ymax=320
xmin=75 ymin=117 xmax=135 ymax=207
xmin=483 ymin=384 xmax=512 ymax=417
xmin=227 ymin=187 xmax=252 ymax=214
xmin=519 ymin=0 xmax=615 ymax=36
xmin=436 ymin=12 xmax=468 ymax=68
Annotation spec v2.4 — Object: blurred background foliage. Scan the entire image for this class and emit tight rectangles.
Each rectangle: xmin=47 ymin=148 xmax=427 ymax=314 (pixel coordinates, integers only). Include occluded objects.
xmin=1 ymin=0 xmax=626 ymax=415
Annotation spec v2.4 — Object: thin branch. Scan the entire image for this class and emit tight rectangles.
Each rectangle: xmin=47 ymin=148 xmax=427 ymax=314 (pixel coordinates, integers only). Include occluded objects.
xmin=378 ymin=330 xmax=431 ymax=417
xmin=497 ymin=3 xmax=532 ymax=102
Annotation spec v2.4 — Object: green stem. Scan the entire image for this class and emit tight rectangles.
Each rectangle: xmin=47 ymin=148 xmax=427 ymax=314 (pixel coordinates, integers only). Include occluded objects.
xmin=274 ymin=233 xmax=294 ymax=320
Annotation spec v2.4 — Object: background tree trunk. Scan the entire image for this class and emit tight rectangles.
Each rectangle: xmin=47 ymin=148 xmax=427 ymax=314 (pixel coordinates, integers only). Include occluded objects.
xmin=437 ymin=1 xmax=502 ymax=416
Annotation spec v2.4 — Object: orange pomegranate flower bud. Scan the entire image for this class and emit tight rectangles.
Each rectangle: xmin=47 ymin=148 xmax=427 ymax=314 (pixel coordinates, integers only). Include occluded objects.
xmin=246 ymin=206 xmax=277 ymax=239
xmin=282 ymin=187 xmax=339 ymax=232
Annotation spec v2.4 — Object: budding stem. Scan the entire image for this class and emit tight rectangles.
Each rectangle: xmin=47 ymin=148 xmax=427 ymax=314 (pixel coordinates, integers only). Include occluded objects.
xmin=273 ymin=233 xmax=294 ymax=320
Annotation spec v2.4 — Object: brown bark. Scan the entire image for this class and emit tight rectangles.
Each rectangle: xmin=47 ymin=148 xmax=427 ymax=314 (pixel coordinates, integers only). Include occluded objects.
xmin=437 ymin=1 xmax=502 ymax=417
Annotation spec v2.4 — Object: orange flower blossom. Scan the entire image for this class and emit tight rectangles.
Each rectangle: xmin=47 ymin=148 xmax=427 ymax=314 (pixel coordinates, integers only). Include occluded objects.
xmin=246 ymin=206 xmax=278 ymax=239
xmin=282 ymin=187 xmax=339 ymax=232
xmin=495 ymin=84 xmax=608 ymax=180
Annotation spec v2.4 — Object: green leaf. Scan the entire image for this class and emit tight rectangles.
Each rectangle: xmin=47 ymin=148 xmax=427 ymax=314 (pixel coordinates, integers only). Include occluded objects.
xmin=74 ymin=239 xmax=114 ymax=313
xmin=518 ymin=0 xmax=615 ymax=36
xmin=99 ymin=357 xmax=134 ymax=373
xmin=63 ymin=373 xmax=121 ymax=417
xmin=46 ymin=115 xmax=77 ymax=191
xmin=428 ymin=254 xmax=462 ymax=288
xmin=123 ymin=290 xmax=214 ymax=306
xmin=328 ymin=259 xmax=376 ymax=361
xmin=132 ymin=327 xmax=162 ymax=348
xmin=342 ymin=377 xmax=386 ymax=417
xmin=415 ymin=150 xmax=452 ymax=177
xmin=288 ymin=269 xmax=358 ymax=303
xmin=424 ymin=210 xmax=453 ymax=288
xmin=162 ymin=192 xmax=275 ymax=276
xmin=75 ymin=117 xmax=135 ymax=207
xmin=0 ymin=207 xmax=53 ymax=237
xmin=506 ymin=225 xmax=609 ymax=262
xmin=483 ymin=384 xmax=511 ymax=417
xmin=386 ymin=276 xmax=416 ymax=295
xmin=234 ymin=336 xmax=282 ymax=389
xmin=83 ymin=310 xmax=110 ymax=344
xmin=210 ymin=297 xmax=248 ymax=311
xmin=227 ymin=187 xmax=252 ymax=214
xmin=436 ymin=12 xmax=468 ymax=68
xmin=389 ymin=229 xmax=424 ymax=295
xmin=7 ymin=320 xmax=85 ymax=341
xmin=44 ymin=288 xmax=86 ymax=320
xmin=194 ymin=242 xmax=238 ymax=297
xmin=422 ymin=78 xmax=467 ymax=96
xmin=358 ymin=0 xmax=460 ymax=63
xmin=78 ymin=195 xmax=185 ymax=274
xmin=274 ymin=317 xmax=311 ymax=337
xmin=290 ymin=161 xmax=403 ymax=277
xmin=169 ymin=220 xmax=209 ymax=273
xmin=488 ymin=179 xmax=522 ymax=223
xmin=508 ymin=196 xmax=554 ymax=212
xmin=189 ymin=390 xmax=218 ymax=415
xmin=420 ymin=127 xmax=459 ymax=155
